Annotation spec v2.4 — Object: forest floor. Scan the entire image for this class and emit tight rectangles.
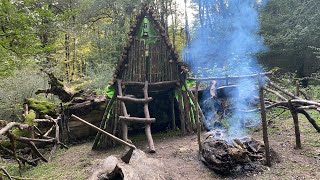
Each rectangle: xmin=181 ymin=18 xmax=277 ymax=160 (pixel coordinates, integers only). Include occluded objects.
xmin=1 ymin=112 xmax=320 ymax=180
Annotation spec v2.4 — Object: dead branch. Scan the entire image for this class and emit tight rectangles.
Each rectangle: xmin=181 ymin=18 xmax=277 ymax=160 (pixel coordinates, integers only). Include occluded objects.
xmin=296 ymin=109 xmax=320 ymax=132
xmin=267 ymin=80 xmax=299 ymax=99
xmin=0 ymin=145 xmax=38 ymax=166
xmin=35 ymin=72 xmax=75 ymax=102
xmin=0 ymin=122 xmax=31 ymax=135
xmin=0 ymin=167 xmax=13 ymax=180
xmin=263 ymin=88 xmax=288 ymax=101
xmin=7 ymin=132 xmax=48 ymax=163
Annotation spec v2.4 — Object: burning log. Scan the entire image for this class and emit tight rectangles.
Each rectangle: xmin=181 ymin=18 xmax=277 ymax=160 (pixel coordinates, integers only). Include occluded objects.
xmin=201 ymin=131 xmax=266 ymax=175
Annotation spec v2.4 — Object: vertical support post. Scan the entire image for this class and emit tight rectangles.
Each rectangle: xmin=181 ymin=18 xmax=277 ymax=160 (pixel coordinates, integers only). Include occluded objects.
xmin=288 ymin=101 xmax=302 ymax=149
xmin=170 ymin=91 xmax=176 ymax=130
xmin=117 ymin=80 xmax=129 ymax=142
xmin=143 ymin=81 xmax=156 ymax=153
xmin=258 ymin=75 xmax=271 ymax=167
xmin=195 ymin=82 xmax=201 ymax=152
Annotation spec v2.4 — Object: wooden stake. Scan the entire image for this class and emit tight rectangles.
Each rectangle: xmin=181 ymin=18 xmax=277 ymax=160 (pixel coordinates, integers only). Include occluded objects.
xmin=289 ymin=101 xmax=302 ymax=149
xmin=259 ymin=75 xmax=271 ymax=167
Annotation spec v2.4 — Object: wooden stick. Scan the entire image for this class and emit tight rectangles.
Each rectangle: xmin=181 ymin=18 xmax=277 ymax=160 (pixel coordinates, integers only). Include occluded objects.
xmin=122 ymin=80 xmax=179 ymax=86
xmin=288 ymin=101 xmax=302 ymax=149
xmin=0 ymin=167 xmax=13 ymax=180
xmin=71 ymin=114 xmax=136 ymax=149
xmin=0 ymin=145 xmax=38 ymax=166
xmin=92 ymin=94 xmax=116 ymax=150
xmin=119 ymin=116 xmax=156 ymax=123
xmin=195 ymin=82 xmax=201 ymax=151
xmin=297 ymin=109 xmax=320 ymax=132
xmin=117 ymin=80 xmax=129 ymax=142
xmin=117 ymin=96 xmax=152 ymax=103
xmin=263 ymin=88 xmax=288 ymax=101
xmin=143 ymin=81 xmax=156 ymax=153
xmin=0 ymin=122 xmax=30 ymax=135
xmin=188 ymin=72 xmax=272 ymax=81
xmin=267 ymin=81 xmax=299 ymax=99
xmin=259 ymin=75 xmax=271 ymax=167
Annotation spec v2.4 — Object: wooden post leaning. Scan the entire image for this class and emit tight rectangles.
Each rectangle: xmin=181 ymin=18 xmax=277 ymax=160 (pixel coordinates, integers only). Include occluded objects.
xmin=258 ymin=75 xmax=271 ymax=167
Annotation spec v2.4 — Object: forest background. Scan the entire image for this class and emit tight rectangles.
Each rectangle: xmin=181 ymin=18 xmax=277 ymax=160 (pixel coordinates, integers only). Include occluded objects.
xmin=1 ymin=0 xmax=320 ymax=121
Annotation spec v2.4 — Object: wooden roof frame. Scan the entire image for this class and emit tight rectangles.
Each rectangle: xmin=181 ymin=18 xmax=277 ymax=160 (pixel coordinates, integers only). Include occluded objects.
xmin=110 ymin=4 xmax=187 ymax=85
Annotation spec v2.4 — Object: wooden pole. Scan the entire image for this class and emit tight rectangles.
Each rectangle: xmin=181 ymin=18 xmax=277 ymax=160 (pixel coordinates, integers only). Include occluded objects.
xmin=92 ymin=94 xmax=116 ymax=149
xmin=143 ymin=81 xmax=156 ymax=153
xmin=117 ymin=80 xmax=129 ymax=142
xmin=288 ymin=101 xmax=302 ymax=149
xmin=258 ymin=75 xmax=271 ymax=167
xmin=71 ymin=114 xmax=136 ymax=149
xmin=195 ymin=82 xmax=201 ymax=151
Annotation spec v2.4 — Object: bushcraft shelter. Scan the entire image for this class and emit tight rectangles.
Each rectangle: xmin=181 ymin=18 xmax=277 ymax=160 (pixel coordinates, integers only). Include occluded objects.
xmin=93 ymin=5 xmax=197 ymax=152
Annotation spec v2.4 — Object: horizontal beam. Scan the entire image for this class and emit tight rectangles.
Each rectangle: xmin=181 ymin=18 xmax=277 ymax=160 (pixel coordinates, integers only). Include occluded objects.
xmin=122 ymin=80 xmax=180 ymax=87
xmin=187 ymin=72 xmax=272 ymax=82
xmin=119 ymin=116 xmax=156 ymax=123
xmin=117 ymin=96 xmax=152 ymax=103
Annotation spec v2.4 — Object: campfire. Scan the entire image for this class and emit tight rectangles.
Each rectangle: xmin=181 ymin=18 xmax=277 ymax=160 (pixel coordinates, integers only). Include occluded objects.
xmin=201 ymin=130 xmax=265 ymax=175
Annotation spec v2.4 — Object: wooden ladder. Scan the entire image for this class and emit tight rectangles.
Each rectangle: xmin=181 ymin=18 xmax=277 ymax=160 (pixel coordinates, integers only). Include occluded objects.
xmin=117 ymin=79 xmax=156 ymax=153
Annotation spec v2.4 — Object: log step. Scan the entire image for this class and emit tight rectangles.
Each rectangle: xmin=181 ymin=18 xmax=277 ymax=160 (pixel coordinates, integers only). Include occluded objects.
xmin=119 ymin=116 xmax=156 ymax=123
xmin=117 ymin=96 xmax=152 ymax=103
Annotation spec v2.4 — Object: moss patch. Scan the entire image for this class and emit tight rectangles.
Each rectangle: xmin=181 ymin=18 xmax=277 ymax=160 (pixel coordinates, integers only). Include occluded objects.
xmin=27 ymin=98 xmax=57 ymax=116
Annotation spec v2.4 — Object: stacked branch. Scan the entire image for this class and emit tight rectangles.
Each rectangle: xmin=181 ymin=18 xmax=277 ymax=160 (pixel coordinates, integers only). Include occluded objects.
xmin=261 ymin=79 xmax=320 ymax=133
xmin=0 ymin=115 xmax=68 ymax=168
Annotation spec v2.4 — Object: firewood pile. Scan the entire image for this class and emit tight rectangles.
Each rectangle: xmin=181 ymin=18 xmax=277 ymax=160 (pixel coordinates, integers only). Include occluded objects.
xmin=201 ymin=130 xmax=265 ymax=175
xmin=0 ymin=112 xmax=68 ymax=167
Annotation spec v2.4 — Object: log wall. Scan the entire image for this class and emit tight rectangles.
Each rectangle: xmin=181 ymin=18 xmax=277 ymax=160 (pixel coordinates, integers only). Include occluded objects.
xmin=122 ymin=37 xmax=179 ymax=83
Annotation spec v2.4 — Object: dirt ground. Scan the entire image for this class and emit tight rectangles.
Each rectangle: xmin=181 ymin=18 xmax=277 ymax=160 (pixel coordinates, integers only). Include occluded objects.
xmin=1 ymin=114 xmax=319 ymax=179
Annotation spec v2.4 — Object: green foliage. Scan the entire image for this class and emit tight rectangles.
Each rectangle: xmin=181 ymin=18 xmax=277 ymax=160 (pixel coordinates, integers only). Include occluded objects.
xmin=260 ymin=0 xmax=320 ymax=77
xmin=27 ymin=98 xmax=56 ymax=116
xmin=0 ymin=64 xmax=49 ymax=121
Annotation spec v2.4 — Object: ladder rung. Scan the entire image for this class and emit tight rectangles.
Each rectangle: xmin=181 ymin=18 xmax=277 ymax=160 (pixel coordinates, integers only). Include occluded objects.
xmin=117 ymin=96 xmax=152 ymax=103
xmin=119 ymin=116 xmax=156 ymax=123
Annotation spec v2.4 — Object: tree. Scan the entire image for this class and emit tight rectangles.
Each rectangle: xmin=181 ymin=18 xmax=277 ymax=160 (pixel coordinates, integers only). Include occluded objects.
xmin=0 ymin=0 xmax=41 ymax=76
xmin=260 ymin=0 xmax=320 ymax=82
